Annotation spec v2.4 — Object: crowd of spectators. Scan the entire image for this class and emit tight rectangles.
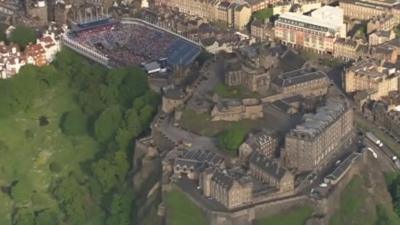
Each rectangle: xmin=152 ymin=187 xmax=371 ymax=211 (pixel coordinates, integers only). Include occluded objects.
xmin=68 ymin=21 xmax=184 ymax=66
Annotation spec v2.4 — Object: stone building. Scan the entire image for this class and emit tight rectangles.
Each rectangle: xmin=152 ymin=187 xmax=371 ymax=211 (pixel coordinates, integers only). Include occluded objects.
xmin=54 ymin=2 xmax=72 ymax=25
xmin=25 ymin=44 xmax=47 ymax=67
xmin=161 ymin=86 xmax=187 ymax=113
xmin=246 ymin=0 xmax=275 ymax=12
xmin=201 ymin=169 xmax=252 ymax=209
xmin=239 ymin=129 xmax=278 ymax=161
xmin=344 ymin=59 xmax=400 ymax=100
xmin=273 ymin=0 xmax=321 ymax=15
xmin=362 ymin=99 xmax=400 ymax=139
xmin=339 ymin=0 xmax=398 ymax=20
xmin=221 ymin=42 xmax=278 ymax=90
xmin=369 ymin=30 xmax=396 ymax=46
xmin=174 ymin=149 xmax=224 ymax=180
xmin=283 ymin=98 xmax=354 ymax=172
xmin=249 ymin=152 xmax=295 ymax=193
xmin=161 ymin=0 xmax=251 ymax=30
xmin=380 ymin=110 xmax=400 ymax=138
xmin=373 ymin=38 xmax=400 ymax=63
xmin=271 ymin=68 xmax=330 ymax=98
xmin=27 ymin=0 xmax=48 ymax=25
xmin=225 ymin=62 xmax=270 ymax=94
xmin=333 ymin=38 xmax=368 ymax=60
xmin=250 ymin=19 xmax=274 ymax=42
xmin=274 ymin=6 xmax=346 ymax=54
xmin=211 ymin=98 xmax=263 ymax=121
xmin=367 ymin=14 xmax=397 ymax=34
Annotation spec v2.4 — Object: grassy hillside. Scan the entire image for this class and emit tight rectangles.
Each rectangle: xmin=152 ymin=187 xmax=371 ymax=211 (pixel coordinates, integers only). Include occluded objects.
xmin=255 ymin=206 xmax=313 ymax=225
xmin=165 ymin=188 xmax=208 ymax=225
xmin=330 ymin=168 xmax=400 ymax=225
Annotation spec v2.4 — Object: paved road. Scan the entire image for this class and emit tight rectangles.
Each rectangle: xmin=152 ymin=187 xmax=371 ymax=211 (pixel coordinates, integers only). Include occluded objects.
xmin=327 ymin=65 xmax=345 ymax=89
xmin=364 ymin=137 xmax=397 ymax=172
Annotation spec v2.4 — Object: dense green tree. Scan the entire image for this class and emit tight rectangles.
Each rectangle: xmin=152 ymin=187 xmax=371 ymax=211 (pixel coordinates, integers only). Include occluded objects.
xmin=91 ymin=151 xmax=129 ymax=193
xmin=13 ymin=208 xmax=35 ymax=225
xmin=119 ymin=68 xmax=148 ymax=106
xmin=94 ymin=106 xmax=122 ymax=142
xmin=217 ymin=125 xmax=247 ymax=152
xmin=106 ymin=193 xmax=133 ymax=225
xmin=11 ymin=180 xmax=33 ymax=204
xmin=0 ymin=140 xmax=9 ymax=154
xmin=0 ymin=193 xmax=12 ymax=225
xmin=124 ymin=108 xmax=142 ymax=137
xmin=115 ymin=128 xmax=133 ymax=150
xmin=91 ymin=158 xmax=118 ymax=193
xmin=114 ymin=151 xmax=129 ymax=179
xmin=0 ymin=48 xmax=159 ymax=225
xmin=78 ymin=90 xmax=106 ymax=116
xmin=132 ymin=91 xmax=159 ymax=110
xmin=106 ymin=68 xmax=128 ymax=87
xmin=9 ymin=26 xmax=36 ymax=49
xmin=139 ymin=105 xmax=156 ymax=127
xmin=61 ymin=110 xmax=88 ymax=135
xmin=35 ymin=210 xmax=58 ymax=225
xmin=51 ymin=173 xmax=101 ymax=225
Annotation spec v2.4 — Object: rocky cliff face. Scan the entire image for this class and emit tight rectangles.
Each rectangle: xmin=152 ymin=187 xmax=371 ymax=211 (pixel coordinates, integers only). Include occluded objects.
xmin=322 ymin=156 xmax=399 ymax=225
xmin=132 ymin=137 xmax=163 ymax=225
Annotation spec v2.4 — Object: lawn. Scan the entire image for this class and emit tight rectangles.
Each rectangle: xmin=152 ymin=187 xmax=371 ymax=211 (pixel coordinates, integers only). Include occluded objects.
xmin=255 ymin=206 xmax=313 ymax=225
xmin=253 ymin=8 xmax=273 ymax=21
xmin=355 ymin=114 xmax=400 ymax=156
xmin=165 ymin=188 xmax=207 ymax=225
xmin=180 ymin=105 xmax=297 ymax=138
xmin=0 ymin=79 xmax=98 ymax=218
xmin=180 ymin=108 xmax=255 ymax=137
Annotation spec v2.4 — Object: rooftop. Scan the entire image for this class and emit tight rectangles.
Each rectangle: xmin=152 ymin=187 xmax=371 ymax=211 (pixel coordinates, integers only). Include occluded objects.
xmin=273 ymin=68 xmax=328 ymax=87
xmin=249 ymin=152 xmax=289 ymax=180
xmin=175 ymin=149 xmax=224 ymax=171
xmin=244 ymin=129 xmax=276 ymax=151
xmin=277 ymin=6 xmax=344 ymax=32
xmin=349 ymin=58 xmax=400 ymax=79
xmin=290 ymin=98 xmax=348 ymax=138
xmin=341 ymin=0 xmax=400 ymax=8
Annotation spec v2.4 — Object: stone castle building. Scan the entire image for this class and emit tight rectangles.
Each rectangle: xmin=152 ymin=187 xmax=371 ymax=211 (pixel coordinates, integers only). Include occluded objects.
xmin=239 ymin=129 xmax=278 ymax=161
xmin=211 ymin=98 xmax=263 ymax=121
xmin=223 ymin=44 xmax=280 ymax=94
xmin=174 ymin=149 xmax=224 ymax=179
xmin=201 ymin=168 xmax=252 ymax=209
xmin=283 ymin=98 xmax=354 ymax=172
xmin=225 ymin=62 xmax=270 ymax=94
xmin=161 ymin=86 xmax=187 ymax=113
xmin=249 ymin=152 xmax=295 ymax=193
xmin=271 ymin=68 xmax=330 ymax=98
